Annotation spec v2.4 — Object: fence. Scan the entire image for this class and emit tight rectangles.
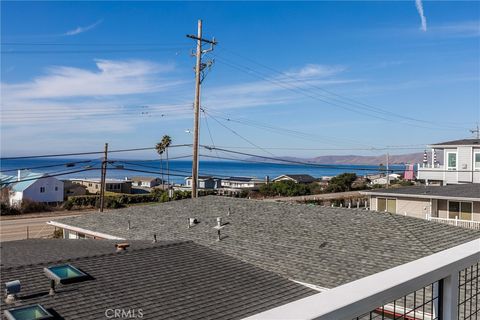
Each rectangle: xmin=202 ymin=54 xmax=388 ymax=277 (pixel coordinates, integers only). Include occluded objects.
xmin=244 ymin=239 xmax=480 ymax=320
xmin=426 ymin=214 xmax=480 ymax=230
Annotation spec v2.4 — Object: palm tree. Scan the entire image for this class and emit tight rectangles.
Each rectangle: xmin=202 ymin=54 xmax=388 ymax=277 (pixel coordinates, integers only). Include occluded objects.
xmin=155 ymin=141 xmax=165 ymax=190
xmin=155 ymin=135 xmax=172 ymax=191
xmin=161 ymin=135 xmax=172 ymax=189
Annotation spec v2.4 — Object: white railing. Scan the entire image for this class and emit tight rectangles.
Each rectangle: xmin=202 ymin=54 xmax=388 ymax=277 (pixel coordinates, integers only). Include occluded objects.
xmin=426 ymin=214 xmax=480 ymax=230
xmin=243 ymin=239 xmax=480 ymax=320
xmin=418 ymin=163 xmax=444 ymax=169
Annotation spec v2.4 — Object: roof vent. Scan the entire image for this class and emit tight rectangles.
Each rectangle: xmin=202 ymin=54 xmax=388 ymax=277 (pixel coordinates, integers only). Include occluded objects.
xmin=4 ymin=280 xmax=20 ymax=304
xmin=115 ymin=243 xmax=130 ymax=252
xmin=188 ymin=218 xmax=199 ymax=228
xmin=214 ymin=217 xmax=225 ymax=241
xmin=227 ymin=207 xmax=231 ymax=216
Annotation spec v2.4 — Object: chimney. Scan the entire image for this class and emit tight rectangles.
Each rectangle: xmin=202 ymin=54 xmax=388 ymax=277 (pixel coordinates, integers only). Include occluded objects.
xmin=216 ymin=217 xmax=222 ymax=228
xmin=17 ymin=170 xmax=21 ymax=182
xmin=115 ymin=243 xmax=130 ymax=252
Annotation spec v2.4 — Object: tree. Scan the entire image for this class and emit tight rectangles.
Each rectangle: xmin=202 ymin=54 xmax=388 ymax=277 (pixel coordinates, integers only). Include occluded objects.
xmin=155 ymin=135 xmax=172 ymax=190
xmin=325 ymin=173 xmax=357 ymax=193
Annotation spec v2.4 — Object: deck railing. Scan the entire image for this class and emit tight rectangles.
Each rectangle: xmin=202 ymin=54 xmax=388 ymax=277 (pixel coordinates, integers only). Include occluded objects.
xmin=244 ymin=239 xmax=480 ymax=320
xmin=426 ymin=214 xmax=480 ymax=230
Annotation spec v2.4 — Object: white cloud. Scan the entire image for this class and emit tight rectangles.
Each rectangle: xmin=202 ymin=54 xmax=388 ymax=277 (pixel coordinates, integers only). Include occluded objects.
xmin=432 ymin=20 xmax=480 ymax=38
xmin=285 ymin=64 xmax=346 ymax=79
xmin=415 ymin=0 xmax=427 ymax=32
xmin=3 ymin=59 xmax=177 ymax=100
xmin=64 ymin=19 xmax=103 ymax=36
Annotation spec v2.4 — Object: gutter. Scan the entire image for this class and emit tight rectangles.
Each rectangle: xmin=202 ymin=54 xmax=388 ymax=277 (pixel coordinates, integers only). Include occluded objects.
xmin=359 ymin=191 xmax=480 ymax=202
xmin=47 ymin=221 xmax=125 ymax=240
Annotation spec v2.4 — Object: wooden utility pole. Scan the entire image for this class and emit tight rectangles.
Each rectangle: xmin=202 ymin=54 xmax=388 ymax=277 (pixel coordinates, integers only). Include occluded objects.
xmin=99 ymin=143 xmax=108 ymax=212
xmin=187 ymin=20 xmax=217 ymax=198
xmin=386 ymin=153 xmax=390 ymax=189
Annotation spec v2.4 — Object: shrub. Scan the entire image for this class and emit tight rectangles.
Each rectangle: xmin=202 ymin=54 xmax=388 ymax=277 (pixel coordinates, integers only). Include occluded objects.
xmin=0 ymin=202 xmax=20 ymax=215
xmin=52 ymin=228 xmax=63 ymax=239
xmin=21 ymin=199 xmax=52 ymax=213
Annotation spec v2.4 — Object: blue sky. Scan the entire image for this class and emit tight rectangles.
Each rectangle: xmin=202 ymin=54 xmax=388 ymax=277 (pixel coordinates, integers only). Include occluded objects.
xmin=1 ymin=1 xmax=479 ymax=159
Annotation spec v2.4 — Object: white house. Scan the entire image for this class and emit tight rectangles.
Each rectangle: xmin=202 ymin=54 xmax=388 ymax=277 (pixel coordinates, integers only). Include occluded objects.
xmin=2 ymin=171 xmax=64 ymax=207
xmin=370 ymin=173 xmax=402 ymax=185
xmin=417 ymin=138 xmax=480 ymax=185
xmin=220 ymin=177 xmax=266 ymax=189
xmin=130 ymin=176 xmax=163 ymax=188
xmin=184 ymin=176 xmax=222 ymax=190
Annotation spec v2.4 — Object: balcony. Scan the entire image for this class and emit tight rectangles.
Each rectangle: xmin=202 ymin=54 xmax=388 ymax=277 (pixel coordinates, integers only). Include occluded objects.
xmin=417 ymin=163 xmax=446 ymax=182
xmin=244 ymin=239 xmax=479 ymax=320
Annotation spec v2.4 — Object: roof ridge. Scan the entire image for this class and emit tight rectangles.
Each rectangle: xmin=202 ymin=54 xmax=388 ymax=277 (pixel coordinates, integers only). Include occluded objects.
xmin=387 ymin=213 xmax=435 ymax=255
xmin=1 ymin=240 xmax=193 ymax=270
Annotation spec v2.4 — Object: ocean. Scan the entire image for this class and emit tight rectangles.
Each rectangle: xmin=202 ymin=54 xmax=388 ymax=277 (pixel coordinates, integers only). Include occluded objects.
xmin=0 ymin=159 xmax=405 ymax=185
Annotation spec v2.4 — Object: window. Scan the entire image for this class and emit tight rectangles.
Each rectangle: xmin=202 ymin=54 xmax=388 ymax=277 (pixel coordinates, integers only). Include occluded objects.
xmin=387 ymin=199 xmax=397 ymax=213
xmin=377 ymin=198 xmax=396 ymax=213
xmin=475 ymin=152 xmax=480 ymax=170
xmin=40 ymin=186 xmax=45 ymax=193
xmin=55 ymin=186 xmax=58 ymax=191
xmin=448 ymin=201 xmax=473 ymax=220
xmin=447 ymin=152 xmax=457 ymax=170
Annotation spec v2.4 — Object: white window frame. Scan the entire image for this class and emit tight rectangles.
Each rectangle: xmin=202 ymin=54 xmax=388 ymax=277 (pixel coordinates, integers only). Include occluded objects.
xmin=474 ymin=151 xmax=480 ymax=171
xmin=447 ymin=200 xmax=473 ymax=221
xmin=376 ymin=197 xmax=397 ymax=213
xmin=446 ymin=151 xmax=457 ymax=171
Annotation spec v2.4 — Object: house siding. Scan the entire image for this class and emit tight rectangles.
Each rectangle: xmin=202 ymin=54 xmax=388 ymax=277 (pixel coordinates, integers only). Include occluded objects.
xmin=395 ymin=197 xmax=431 ymax=219
xmin=457 ymin=146 xmax=472 ymax=182
xmin=22 ymin=178 xmax=64 ymax=203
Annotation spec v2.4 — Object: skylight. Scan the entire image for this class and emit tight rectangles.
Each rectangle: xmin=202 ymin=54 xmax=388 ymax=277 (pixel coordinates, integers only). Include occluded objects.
xmin=4 ymin=304 xmax=54 ymax=320
xmin=43 ymin=264 xmax=89 ymax=284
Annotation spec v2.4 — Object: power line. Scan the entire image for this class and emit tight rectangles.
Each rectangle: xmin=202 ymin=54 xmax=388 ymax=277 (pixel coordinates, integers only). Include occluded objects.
xmin=212 ymin=54 xmax=466 ymax=131
xmin=0 ymin=144 xmax=192 ymax=160
xmin=203 ymin=107 xmax=376 ymax=148
xmin=0 ymin=159 xmax=99 ymax=173
xmin=202 ymin=109 xmax=277 ymax=157
xmin=1 ymin=48 xmax=189 ymax=55
xmin=201 ymin=110 xmax=220 ymax=159
xmin=0 ymin=167 xmax=101 ymax=186
xmin=214 ymin=50 xmax=468 ymax=130
xmin=200 ymin=145 xmax=480 ymax=173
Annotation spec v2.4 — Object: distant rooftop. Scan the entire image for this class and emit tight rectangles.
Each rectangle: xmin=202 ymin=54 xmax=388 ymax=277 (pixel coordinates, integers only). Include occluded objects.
xmin=70 ymin=178 xmax=131 ymax=183
xmin=54 ymin=196 xmax=480 ymax=289
xmin=273 ymin=174 xmax=316 ymax=183
xmin=361 ymin=183 xmax=480 ymax=201
xmin=430 ymin=138 xmax=480 ymax=146
xmin=0 ymin=239 xmax=315 ymax=319
xmin=1 ymin=172 xmax=47 ymax=192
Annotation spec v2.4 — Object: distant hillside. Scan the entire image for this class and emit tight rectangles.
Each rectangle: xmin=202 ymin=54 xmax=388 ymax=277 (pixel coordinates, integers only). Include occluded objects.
xmin=246 ymin=152 xmax=425 ymax=165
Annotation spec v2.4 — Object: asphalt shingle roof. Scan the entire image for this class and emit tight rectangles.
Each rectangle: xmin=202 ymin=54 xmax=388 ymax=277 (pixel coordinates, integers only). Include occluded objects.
xmin=431 ymin=138 xmax=480 ymax=146
xmin=54 ymin=196 xmax=480 ymax=288
xmin=1 ymin=239 xmax=315 ymax=320
xmin=361 ymin=184 xmax=480 ymax=200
